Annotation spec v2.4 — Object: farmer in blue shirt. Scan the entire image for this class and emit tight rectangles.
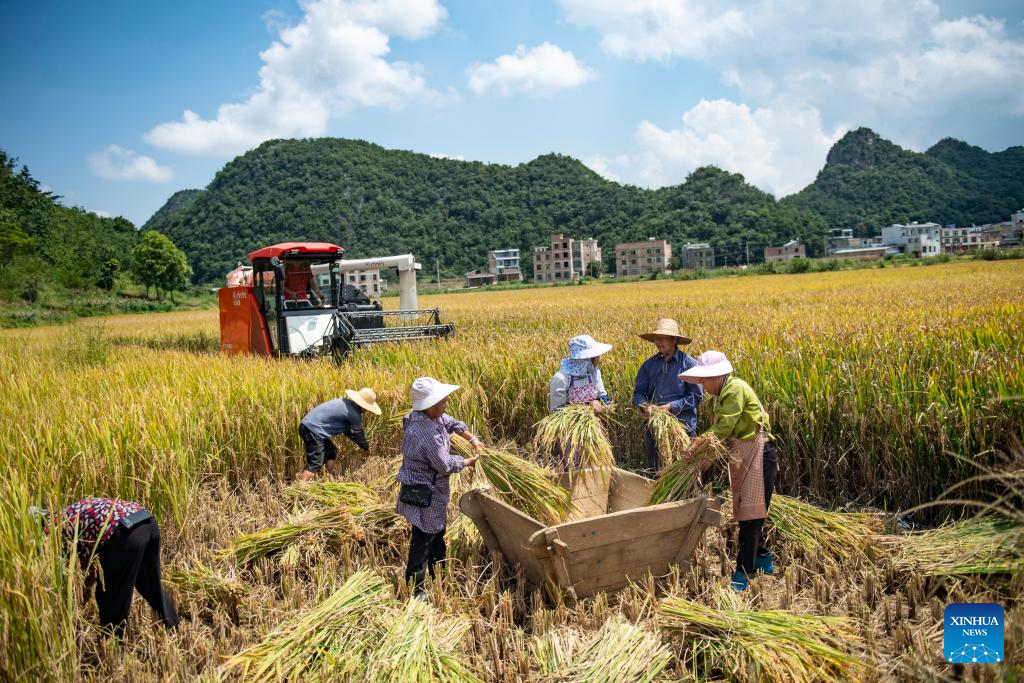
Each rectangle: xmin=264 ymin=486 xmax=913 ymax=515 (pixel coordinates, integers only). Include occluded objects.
xmin=297 ymin=387 xmax=381 ymax=482
xmin=632 ymin=318 xmax=703 ymax=475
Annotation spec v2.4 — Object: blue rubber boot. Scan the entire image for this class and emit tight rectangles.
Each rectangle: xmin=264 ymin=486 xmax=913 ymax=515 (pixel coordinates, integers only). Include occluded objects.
xmin=754 ymin=553 xmax=775 ymax=575
xmin=731 ymin=570 xmax=749 ymax=591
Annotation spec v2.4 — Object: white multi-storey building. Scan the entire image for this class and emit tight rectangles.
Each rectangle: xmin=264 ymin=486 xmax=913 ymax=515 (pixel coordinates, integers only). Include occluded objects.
xmin=881 ymin=222 xmax=942 ymax=257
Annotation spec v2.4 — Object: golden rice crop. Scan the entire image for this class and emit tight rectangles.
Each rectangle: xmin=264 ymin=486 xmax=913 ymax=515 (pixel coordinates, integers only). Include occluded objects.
xmin=883 ymin=516 xmax=1024 ymax=577
xmin=222 ymin=570 xmax=390 ymax=681
xmin=648 ymin=434 xmax=730 ymax=505
xmin=1 ymin=261 xmax=1023 ymax=679
xmin=228 ymin=507 xmax=364 ymax=565
xmin=646 ymin=408 xmax=692 ymax=465
xmin=533 ymin=404 xmax=615 ymax=471
xmin=365 ymin=600 xmax=480 ymax=683
xmin=767 ymin=494 xmax=883 ymax=560
xmin=531 ymin=617 xmax=672 ymax=682
xmin=285 ymin=481 xmax=377 ymax=507
xmin=659 ymin=590 xmax=866 ymax=683
xmin=452 ymin=435 xmax=574 ymax=524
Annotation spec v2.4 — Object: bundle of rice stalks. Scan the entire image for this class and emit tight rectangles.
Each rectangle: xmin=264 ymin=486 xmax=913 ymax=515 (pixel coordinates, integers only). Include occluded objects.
xmin=286 ymin=481 xmax=377 ymax=507
xmin=689 ymin=433 xmax=730 ymax=466
xmin=533 ymin=404 xmax=615 ymax=472
xmin=164 ymin=560 xmax=248 ymax=623
xmin=228 ymin=507 xmax=364 ymax=565
xmin=767 ymin=494 xmax=883 ymax=560
xmin=646 ymin=408 xmax=692 ymax=465
xmin=447 ymin=514 xmax=483 ymax=557
xmin=531 ymin=617 xmax=672 ymax=682
xmin=453 ymin=435 xmax=574 ymax=524
xmin=165 ymin=560 xmax=248 ymax=604
xmin=659 ymin=590 xmax=866 ymax=683
xmin=530 ymin=629 xmax=579 ymax=675
xmin=222 ymin=570 xmax=390 ymax=681
xmin=362 ymin=600 xmax=481 ymax=683
xmin=648 ymin=458 xmax=706 ymax=505
xmin=352 ymin=503 xmax=403 ymax=533
xmin=883 ymin=516 xmax=1024 ymax=577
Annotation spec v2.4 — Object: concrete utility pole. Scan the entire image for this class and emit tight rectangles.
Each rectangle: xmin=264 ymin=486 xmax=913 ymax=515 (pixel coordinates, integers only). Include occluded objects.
xmin=745 ymin=242 xmax=749 ymax=266
xmin=436 ymin=260 xmax=441 ymax=287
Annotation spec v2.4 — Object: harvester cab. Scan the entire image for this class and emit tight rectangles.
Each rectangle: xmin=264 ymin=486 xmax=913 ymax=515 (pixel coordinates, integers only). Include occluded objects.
xmin=218 ymin=242 xmax=454 ymax=358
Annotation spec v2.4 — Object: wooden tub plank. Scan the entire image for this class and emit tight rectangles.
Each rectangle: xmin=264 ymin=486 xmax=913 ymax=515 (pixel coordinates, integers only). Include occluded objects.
xmin=550 ymin=499 xmax=707 ymax=553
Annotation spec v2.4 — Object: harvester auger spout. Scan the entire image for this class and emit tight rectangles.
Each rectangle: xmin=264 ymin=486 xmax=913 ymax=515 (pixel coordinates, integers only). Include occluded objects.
xmin=218 ymin=242 xmax=455 ymax=359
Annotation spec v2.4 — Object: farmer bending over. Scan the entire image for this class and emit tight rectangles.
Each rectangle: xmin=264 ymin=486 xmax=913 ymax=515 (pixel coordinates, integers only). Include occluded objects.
xmin=297 ymin=387 xmax=381 ymax=482
xmin=34 ymin=498 xmax=179 ymax=636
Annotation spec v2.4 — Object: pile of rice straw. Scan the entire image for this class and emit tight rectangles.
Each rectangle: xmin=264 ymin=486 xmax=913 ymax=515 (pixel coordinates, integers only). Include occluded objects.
xmin=659 ymin=589 xmax=865 ymax=683
xmin=531 ymin=617 xmax=671 ymax=682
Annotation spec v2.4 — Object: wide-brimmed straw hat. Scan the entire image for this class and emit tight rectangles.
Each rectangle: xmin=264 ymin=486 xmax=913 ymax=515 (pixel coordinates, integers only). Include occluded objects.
xmin=410 ymin=376 xmax=460 ymax=411
xmin=677 ymin=350 xmax=734 ymax=382
xmin=639 ymin=318 xmax=692 ymax=345
xmin=567 ymin=334 xmax=613 ymax=359
xmin=345 ymin=387 xmax=382 ymax=415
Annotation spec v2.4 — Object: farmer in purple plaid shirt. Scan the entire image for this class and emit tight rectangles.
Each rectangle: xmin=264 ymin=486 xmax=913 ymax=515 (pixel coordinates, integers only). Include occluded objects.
xmin=396 ymin=376 xmax=483 ymax=599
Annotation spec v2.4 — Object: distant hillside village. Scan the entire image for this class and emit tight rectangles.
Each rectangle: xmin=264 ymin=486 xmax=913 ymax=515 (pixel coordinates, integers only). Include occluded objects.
xmin=447 ymin=208 xmax=1024 ymax=290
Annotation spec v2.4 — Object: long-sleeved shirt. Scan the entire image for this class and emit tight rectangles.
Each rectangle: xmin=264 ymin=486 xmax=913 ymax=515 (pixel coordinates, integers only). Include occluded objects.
xmin=548 ymin=370 xmax=609 ymax=411
xmin=395 ymin=411 xmax=468 ymax=533
xmin=705 ymin=376 xmax=770 ymax=441
xmin=632 ymin=349 xmax=703 ymax=434
xmin=301 ymin=398 xmax=369 ymax=450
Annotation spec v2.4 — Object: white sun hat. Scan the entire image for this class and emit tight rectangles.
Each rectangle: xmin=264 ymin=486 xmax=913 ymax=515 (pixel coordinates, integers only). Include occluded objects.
xmin=677 ymin=350 xmax=734 ymax=382
xmin=411 ymin=376 xmax=460 ymax=411
xmin=567 ymin=334 xmax=613 ymax=359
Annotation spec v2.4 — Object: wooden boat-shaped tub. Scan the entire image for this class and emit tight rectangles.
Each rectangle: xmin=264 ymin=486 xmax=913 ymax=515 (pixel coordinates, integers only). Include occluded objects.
xmin=459 ymin=467 xmax=723 ymax=598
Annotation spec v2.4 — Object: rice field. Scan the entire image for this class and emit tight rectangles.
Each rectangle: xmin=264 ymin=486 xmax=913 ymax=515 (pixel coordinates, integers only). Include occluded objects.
xmin=1 ymin=260 xmax=1023 ymax=681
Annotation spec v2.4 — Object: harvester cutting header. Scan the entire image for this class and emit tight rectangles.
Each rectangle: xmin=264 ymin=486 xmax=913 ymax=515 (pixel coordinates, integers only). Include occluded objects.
xmin=218 ymin=242 xmax=453 ymax=358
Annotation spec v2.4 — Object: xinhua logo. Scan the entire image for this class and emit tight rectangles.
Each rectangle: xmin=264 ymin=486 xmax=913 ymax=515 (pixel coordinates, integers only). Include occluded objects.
xmin=944 ymin=603 xmax=1003 ymax=663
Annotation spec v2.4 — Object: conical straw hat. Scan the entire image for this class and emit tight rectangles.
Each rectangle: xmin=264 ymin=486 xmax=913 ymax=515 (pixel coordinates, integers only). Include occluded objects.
xmin=345 ymin=387 xmax=382 ymax=415
xmin=638 ymin=318 xmax=691 ymax=345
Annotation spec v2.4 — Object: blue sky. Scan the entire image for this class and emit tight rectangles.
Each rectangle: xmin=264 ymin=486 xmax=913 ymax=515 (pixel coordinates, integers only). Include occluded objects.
xmin=1 ymin=0 xmax=1022 ymax=226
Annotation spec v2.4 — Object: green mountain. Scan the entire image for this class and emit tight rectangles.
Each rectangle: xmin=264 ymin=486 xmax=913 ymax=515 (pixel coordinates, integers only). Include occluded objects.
xmin=784 ymin=128 xmax=1024 ymax=231
xmin=1 ymin=150 xmax=137 ymax=297
xmin=141 ymin=189 xmax=202 ymax=232
xmin=145 ymin=138 xmax=827 ymax=283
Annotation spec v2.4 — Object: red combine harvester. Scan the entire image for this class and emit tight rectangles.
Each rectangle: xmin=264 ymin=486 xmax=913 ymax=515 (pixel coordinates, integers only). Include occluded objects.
xmin=218 ymin=242 xmax=454 ymax=358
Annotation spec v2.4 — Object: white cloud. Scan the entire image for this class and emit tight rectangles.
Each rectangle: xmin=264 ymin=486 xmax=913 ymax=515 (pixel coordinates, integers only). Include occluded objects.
xmin=89 ymin=145 xmax=174 ymax=183
xmin=145 ymin=0 xmax=448 ymax=156
xmin=92 ymin=209 xmax=113 ymax=218
xmin=600 ymin=99 xmax=844 ymax=196
xmin=558 ymin=0 xmax=748 ymax=62
xmin=564 ymin=0 xmax=1024 ymax=193
xmin=467 ymin=42 xmax=596 ymax=97
xmin=581 ymin=155 xmax=623 ymax=182
xmin=429 ymin=152 xmax=465 ymax=160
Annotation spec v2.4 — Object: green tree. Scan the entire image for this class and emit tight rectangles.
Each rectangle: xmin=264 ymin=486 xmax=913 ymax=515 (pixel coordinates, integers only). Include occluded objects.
xmin=131 ymin=231 xmax=192 ymax=301
xmin=0 ymin=208 xmax=35 ymax=257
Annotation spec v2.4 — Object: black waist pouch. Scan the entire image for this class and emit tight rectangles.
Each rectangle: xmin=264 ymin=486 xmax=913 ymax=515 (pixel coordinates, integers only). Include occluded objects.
xmin=398 ymin=483 xmax=433 ymax=507
xmin=118 ymin=509 xmax=153 ymax=532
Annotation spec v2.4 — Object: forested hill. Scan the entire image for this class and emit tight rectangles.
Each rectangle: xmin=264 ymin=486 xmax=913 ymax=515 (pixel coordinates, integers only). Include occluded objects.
xmin=783 ymin=128 xmax=1024 ymax=232
xmin=1 ymin=150 xmax=136 ymax=293
xmin=145 ymin=138 xmax=826 ymax=283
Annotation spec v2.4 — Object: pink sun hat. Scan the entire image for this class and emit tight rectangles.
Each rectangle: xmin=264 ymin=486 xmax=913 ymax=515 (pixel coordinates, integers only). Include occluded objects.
xmin=677 ymin=350 xmax=734 ymax=382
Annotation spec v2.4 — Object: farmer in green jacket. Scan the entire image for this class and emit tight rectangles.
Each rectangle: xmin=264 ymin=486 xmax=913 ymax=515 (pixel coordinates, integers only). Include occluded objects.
xmin=679 ymin=350 xmax=779 ymax=591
